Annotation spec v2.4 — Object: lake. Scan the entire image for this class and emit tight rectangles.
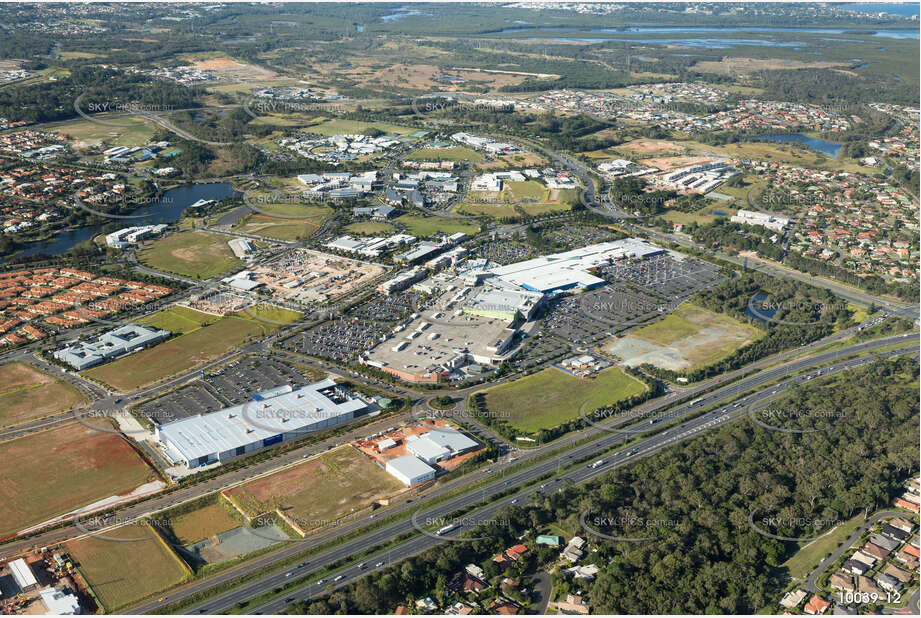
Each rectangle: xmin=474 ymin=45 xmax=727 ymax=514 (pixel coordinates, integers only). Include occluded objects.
xmin=752 ymin=134 xmax=842 ymax=157
xmin=13 ymin=183 xmax=238 ymax=260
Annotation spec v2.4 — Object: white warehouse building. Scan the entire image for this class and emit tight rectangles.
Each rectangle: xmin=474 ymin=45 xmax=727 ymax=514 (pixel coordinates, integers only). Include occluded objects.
xmin=405 ymin=427 xmax=479 ymax=464
xmin=156 ymin=379 xmax=369 ymax=469
xmin=385 ymin=454 xmax=436 ymax=487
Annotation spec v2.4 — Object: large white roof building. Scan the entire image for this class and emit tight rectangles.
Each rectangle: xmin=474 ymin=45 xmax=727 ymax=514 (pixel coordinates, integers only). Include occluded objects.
xmin=487 ymin=238 xmax=664 ymax=293
xmin=385 ymin=454 xmax=436 ymax=487
xmin=156 ymin=379 xmax=369 ymax=469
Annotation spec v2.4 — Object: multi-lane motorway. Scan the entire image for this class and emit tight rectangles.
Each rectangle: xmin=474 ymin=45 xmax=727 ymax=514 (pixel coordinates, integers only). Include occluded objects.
xmin=233 ymin=342 xmax=918 ymax=616
xmin=132 ymin=332 xmax=916 ymax=615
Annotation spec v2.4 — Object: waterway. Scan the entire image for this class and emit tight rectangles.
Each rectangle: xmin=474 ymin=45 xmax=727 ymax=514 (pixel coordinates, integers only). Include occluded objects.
xmin=15 ymin=183 xmax=238 ymax=259
xmin=752 ymin=134 xmax=843 ymax=157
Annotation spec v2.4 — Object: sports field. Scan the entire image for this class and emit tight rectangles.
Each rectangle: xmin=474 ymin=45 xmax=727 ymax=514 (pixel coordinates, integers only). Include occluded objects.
xmin=137 ymin=230 xmax=242 ymax=279
xmin=0 ymin=423 xmax=155 ymax=536
xmin=483 ymin=366 xmax=647 ymax=434
xmin=605 ymin=303 xmax=762 ymax=372
xmin=167 ymin=501 xmax=242 ymax=545
xmin=67 ymin=523 xmax=190 ymax=611
xmin=84 ymin=314 xmax=276 ymax=391
xmin=225 ymin=447 xmax=404 ymax=532
xmin=0 ymin=362 xmax=87 ymax=427
xmin=395 ymin=214 xmax=479 ymax=238
xmin=409 ymin=146 xmax=484 ymax=162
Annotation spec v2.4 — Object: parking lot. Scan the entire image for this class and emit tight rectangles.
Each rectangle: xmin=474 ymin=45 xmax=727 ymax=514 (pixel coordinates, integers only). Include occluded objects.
xmin=279 ymin=317 xmax=388 ymax=362
xmin=136 ymin=357 xmax=314 ymax=423
xmin=347 ymin=290 xmax=429 ymax=323
xmin=540 ymin=223 xmax=620 ymax=250
xmin=469 ymin=241 xmax=536 ymax=265
xmin=597 ymin=253 xmax=724 ymax=297
xmin=543 ymin=282 xmax=665 ymax=343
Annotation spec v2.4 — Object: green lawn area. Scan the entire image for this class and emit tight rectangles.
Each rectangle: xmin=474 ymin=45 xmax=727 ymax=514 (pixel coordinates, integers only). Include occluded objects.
xmin=345 ymin=221 xmax=396 ymax=235
xmin=483 ymin=366 xmax=647 ymax=434
xmin=167 ymin=501 xmax=242 ymax=545
xmin=246 ymin=305 xmax=303 ymax=324
xmin=0 ymin=362 xmax=87 ymax=427
xmin=225 ymin=446 xmax=404 ymax=532
xmin=83 ymin=314 xmax=278 ymax=391
xmin=408 ymin=146 xmax=484 ymax=162
xmin=395 ymin=214 xmax=479 ymax=238
xmin=502 ymin=180 xmax=547 ymax=201
xmin=50 ymin=116 xmax=156 ymax=149
xmin=67 ymin=523 xmax=190 ymax=611
xmin=519 ymin=202 xmax=575 ymax=216
xmin=0 ymin=423 xmax=155 ymax=537
xmin=235 ymin=214 xmax=326 ymax=241
xmin=138 ymin=230 xmax=243 ymax=279
xmin=662 ymin=204 xmax=737 ymax=227
xmin=454 ymin=202 xmax=516 ymax=217
xmin=137 ymin=305 xmax=215 ymax=335
xmin=781 ymin=513 xmax=865 ymax=579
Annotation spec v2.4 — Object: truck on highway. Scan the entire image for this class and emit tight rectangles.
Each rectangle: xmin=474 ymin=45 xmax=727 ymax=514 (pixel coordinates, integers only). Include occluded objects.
xmin=589 ymin=459 xmax=605 ymax=469
xmin=689 ymin=398 xmax=703 ymax=406
xmin=436 ymin=523 xmax=459 ymax=535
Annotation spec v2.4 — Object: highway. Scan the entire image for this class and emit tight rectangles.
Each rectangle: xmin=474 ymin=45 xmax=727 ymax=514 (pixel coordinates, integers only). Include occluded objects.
xmin=136 ymin=333 xmax=915 ymax=615
xmin=237 ymin=343 xmax=918 ymax=616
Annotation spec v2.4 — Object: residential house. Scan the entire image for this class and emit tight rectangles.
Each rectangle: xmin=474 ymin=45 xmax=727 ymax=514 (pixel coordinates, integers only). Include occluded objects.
xmin=779 ymin=589 xmax=808 ymax=610
xmin=804 ymin=594 xmax=830 ymax=615
xmin=882 ymin=564 xmax=912 ymax=584
xmin=830 ymin=573 xmax=855 ymax=592
xmin=876 ymin=573 xmax=901 ymax=592
xmin=552 ymin=594 xmax=590 ymax=615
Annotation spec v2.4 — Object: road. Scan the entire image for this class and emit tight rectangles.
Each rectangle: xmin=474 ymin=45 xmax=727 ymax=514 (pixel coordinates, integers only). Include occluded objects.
xmin=136 ymin=334 xmax=915 ymax=615
xmin=232 ymin=343 xmax=917 ymax=616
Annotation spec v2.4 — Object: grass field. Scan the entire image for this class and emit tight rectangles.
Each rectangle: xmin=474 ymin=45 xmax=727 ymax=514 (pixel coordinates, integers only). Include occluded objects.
xmin=67 ymin=523 xmax=189 ymax=611
xmin=167 ymin=501 xmax=242 ymax=545
xmin=780 ymin=513 xmax=865 ymax=579
xmin=454 ymin=202 xmax=516 ymax=217
xmin=137 ymin=305 xmax=215 ymax=334
xmin=395 ymin=214 xmax=479 ymax=238
xmin=84 ymin=314 xmax=276 ymax=391
xmin=408 ymin=146 xmax=484 ymax=162
xmin=483 ymin=366 xmax=647 ymax=434
xmin=246 ymin=305 xmax=303 ymax=324
xmin=304 ymin=117 xmax=418 ymax=137
xmin=606 ymin=304 xmax=762 ymax=372
xmin=235 ymin=215 xmax=325 ymax=241
xmin=0 ymin=362 xmax=87 ymax=427
xmin=0 ymin=423 xmax=155 ymax=536
xmin=138 ymin=230 xmax=242 ymax=279
xmin=502 ymin=180 xmax=547 ymax=201
xmin=662 ymin=204 xmax=738 ymax=227
xmin=51 ymin=116 xmax=156 ymax=149
xmin=345 ymin=221 xmax=396 ymax=235
xmin=225 ymin=447 xmax=404 ymax=531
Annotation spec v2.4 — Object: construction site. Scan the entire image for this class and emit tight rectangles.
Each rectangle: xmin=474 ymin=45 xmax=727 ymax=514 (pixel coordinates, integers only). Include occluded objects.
xmin=0 ymin=550 xmax=86 ymax=615
xmin=224 ymin=249 xmax=387 ymax=304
